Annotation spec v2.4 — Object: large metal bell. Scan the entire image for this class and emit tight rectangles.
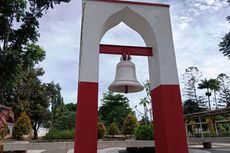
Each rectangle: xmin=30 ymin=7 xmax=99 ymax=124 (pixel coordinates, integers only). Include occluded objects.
xmin=108 ymin=55 xmax=143 ymax=93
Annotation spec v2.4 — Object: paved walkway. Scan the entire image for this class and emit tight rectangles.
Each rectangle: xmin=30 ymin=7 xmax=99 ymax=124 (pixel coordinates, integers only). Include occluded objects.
xmin=189 ymin=143 xmax=230 ymax=153
xmin=23 ymin=143 xmax=230 ymax=153
xmin=28 ymin=148 xmax=210 ymax=153
xmin=66 ymin=148 xmax=210 ymax=153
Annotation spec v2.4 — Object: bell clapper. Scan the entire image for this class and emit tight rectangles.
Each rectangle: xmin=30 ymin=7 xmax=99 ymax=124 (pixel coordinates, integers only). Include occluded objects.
xmin=125 ymin=85 xmax=128 ymax=94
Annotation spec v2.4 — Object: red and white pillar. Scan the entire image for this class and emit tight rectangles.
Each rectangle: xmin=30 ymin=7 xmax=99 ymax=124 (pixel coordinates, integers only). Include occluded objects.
xmin=151 ymin=85 xmax=188 ymax=153
xmin=74 ymin=2 xmax=101 ymax=151
xmin=148 ymin=7 xmax=188 ymax=153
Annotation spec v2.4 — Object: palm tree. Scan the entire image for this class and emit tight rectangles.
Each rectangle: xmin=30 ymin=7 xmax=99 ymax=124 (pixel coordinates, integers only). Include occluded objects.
xmin=209 ymin=79 xmax=221 ymax=109
xmin=139 ymin=97 xmax=149 ymax=120
xmin=139 ymin=81 xmax=151 ymax=121
xmin=198 ymin=79 xmax=212 ymax=110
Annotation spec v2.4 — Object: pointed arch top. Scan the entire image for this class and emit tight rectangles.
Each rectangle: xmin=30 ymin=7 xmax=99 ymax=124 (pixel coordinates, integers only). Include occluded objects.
xmin=83 ymin=0 xmax=170 ymax=8
xmin=100 ymin=7 xmax=156 ymax=47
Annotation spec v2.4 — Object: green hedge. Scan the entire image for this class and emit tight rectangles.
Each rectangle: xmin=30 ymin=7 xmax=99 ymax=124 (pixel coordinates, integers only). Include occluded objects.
xmin=44 ymin=129 xmax=74 ymax=140
xmin=134 ymin=124 xmax=154 ymax=140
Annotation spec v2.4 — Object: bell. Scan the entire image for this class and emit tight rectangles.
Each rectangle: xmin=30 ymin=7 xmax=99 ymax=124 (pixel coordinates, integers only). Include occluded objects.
xmin=108 ymin=55 xmax=144 ymax=93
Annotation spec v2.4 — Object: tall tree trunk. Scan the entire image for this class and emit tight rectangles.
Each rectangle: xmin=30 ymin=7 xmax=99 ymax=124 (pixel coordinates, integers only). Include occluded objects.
xmin=33 ymin=129 xmax=38 ymax=140
xmin=33 ymin=125 xmax=38 ymax=139
xmin=3 ymin=17 xmax=12 ymax=52
xmin=214 ymin=91 xmax=218 ymax=109
xmin=193 ymin=87 xmax=198 ymax=103
xmin=207 ymin=89 xmax=211 ymax=110
xmin=207 ymin=95 xmax=211 ymax=110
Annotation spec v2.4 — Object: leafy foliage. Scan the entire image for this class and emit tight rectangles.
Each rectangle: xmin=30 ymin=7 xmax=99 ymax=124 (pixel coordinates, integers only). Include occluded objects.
xmin=138 ymin=80 xmax=151 ymax=122
xmin=12 ymin=112 xmax=32 ymax=140
xmin=46 ymin=82 xmax=64 ymax=129
xmin=206 ymin=117 xmax=215 ymax=135
xmin=209 ymin=79 xmax=221 ymax=109
xmin=182 ymin=67 xmax=202 ymax=103
xmin=54 ymin=111 xmax=76 ymax=131
xmin=65 ymin=103 xmax=77 ymax=112
xmin=217 ymin=73 xmax=230 ymax=106
xmin=198 ymin=79 xmax=213 ymax=110
xmin=198 ymin=78 xmax=221 ymax=110
xmin=134 ymin=124 xmax=154 ymax=140
xmin=0 ymin=0 xmax=70 ymax=103
xmin=98 ymin=122 xmax=106 ymax=139
xmin=44 ymin=129 xmax=74 ymax=140
xmin=123 ymin=113 xmax=137 ymax=135
xmin=99 ymin=91 xmax=132 ymax=129
xmin=219 ymin=1 xmax=230 ymax=59
xmin=0 ymin=123 xmax=9 ymax=140
xmin=183 ymin=99 xmax=206 ymax=114
xmin=11 ymin=68 xmax=50 ymax=139
xmin=0 ymin=0 xmax=70 ymax=139
xmin=108 ymin=122 xmax=119 ymax=136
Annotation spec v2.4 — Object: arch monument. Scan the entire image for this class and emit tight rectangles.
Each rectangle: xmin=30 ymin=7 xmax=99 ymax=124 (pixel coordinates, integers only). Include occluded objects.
xmin=75 ymin=1 xmax=188 ymax=153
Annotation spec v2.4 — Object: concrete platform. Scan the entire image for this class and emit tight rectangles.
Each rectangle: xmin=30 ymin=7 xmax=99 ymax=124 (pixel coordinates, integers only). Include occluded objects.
xmin=27 ymin=148 xmax=210 ymax=153
xmin=66 ymin=148 xmax=210 ymax=153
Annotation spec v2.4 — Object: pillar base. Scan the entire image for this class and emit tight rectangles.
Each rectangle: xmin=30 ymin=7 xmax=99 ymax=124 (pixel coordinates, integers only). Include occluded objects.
xmin=151 ymin=85 xmax=188 ymax=153
xmin=74 ymin=82 xmax=98 ymax=153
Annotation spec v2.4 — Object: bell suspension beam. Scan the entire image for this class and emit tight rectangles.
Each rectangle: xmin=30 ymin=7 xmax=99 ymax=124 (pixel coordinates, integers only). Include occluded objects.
xmin=100 ymin=44 xmax=153 ymax=56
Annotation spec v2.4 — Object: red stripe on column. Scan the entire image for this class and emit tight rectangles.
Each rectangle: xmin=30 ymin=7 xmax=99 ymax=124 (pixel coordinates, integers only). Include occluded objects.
xmin=151 ymin=85 xmax=188 ymax=153
xmin=74 ymin=82 xmax=98 ymax=153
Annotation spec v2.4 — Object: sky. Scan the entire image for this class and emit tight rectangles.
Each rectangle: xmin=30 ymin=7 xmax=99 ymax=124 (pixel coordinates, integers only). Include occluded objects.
xmin=37 ymin=0 xmax=230 ymax=116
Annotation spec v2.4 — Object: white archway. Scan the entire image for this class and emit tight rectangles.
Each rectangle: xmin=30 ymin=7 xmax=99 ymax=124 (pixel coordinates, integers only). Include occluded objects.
xmin=75 ymin=1 xmax=188 ymax=153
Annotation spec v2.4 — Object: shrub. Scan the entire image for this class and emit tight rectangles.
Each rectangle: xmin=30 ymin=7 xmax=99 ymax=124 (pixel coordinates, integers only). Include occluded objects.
xmin=134 ymin=124 xmax=154 ymax=140
xmin=123 ymin=113 xmax=137 ymax=135
xmin=0 ymin=123 xmax=10 ymax=140
xmin=219 ymin=132 xmax=230 ymax=137
xmin=44 ymin=129 xmax=74 ymax=140
xmin=206 ymin=117 xmax=215 ymax=135
xmin=98 ymin=122 xmax=106 ymax=139
xmin=108 ymin=122 xmax=119 ymax=136
xmin=54 ymin=111 xmax=76 ymax=130
xmin=12 ymin=112 xmax=32 ymax=140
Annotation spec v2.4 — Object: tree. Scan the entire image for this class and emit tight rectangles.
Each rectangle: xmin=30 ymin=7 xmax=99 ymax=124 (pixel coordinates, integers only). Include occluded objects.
xmin=138 ymin=81 xmax=151 ymax=122
xmin=217 ymin=73 xmax=230 ymax=106
xmin=0 ymin=0 xmax=70 ymax=105
xmin=12 ymin=68 xmax=50 ymax=139
xmin=46 ymin=82 xmax=63 ymax=129
xmin=183 ymin=99 xmax=205 ymax=114
xmin=0 ymin=44 xmax=46 ymax=106
xmin=12 ymin=112 xmax=32 ymax=140
xmin=123 ymin=113 xmax=137 ymax=136
xmin=134 ymin=124 xmax=154 ymax=140
xmin=108 ymin=122 xmax=119 ymax=136
xmin=65 ymin=103 xmax=77 ymax=112
xmin=98 ymin=91 xmax=132 ymax=129
xmin=98 ymin=122 xmax=106 ymax=139
xmin=182 ymin=67 xmax=202 ymax=103
xmin=198 ymin=79 xmax=212 ymax=110
xmin=209 ymin=79 xmax=221 ymax=109
xmin=53 ymin=111 xmax=76 ymax=130
xmin=219 ymin=1 xmax=230 ymax=58
xmin=0 ymin=0 xmax=70 ymax=139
